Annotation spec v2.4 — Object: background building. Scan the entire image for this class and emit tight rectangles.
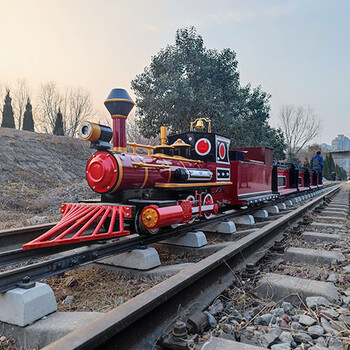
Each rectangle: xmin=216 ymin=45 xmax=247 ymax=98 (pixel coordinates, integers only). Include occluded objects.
xmin=331 ymin=134 xmax=350 ymax=150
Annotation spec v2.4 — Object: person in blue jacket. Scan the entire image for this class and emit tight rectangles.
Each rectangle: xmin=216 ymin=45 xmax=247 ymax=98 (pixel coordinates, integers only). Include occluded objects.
xmin=311 ymin=151 xmax=324 ymax=184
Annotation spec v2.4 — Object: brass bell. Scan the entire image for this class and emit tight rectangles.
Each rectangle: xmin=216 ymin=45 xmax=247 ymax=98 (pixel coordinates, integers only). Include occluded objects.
xmin=195 ymin=119 xmax=205 ymax=129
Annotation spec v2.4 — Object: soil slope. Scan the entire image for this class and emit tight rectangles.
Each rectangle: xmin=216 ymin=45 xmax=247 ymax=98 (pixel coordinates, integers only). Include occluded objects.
xmin=0 ymin=127 xmax=98 ymax=228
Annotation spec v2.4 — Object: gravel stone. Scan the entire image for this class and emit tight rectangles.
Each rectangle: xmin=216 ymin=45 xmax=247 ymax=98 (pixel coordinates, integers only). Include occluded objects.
xmin=339 ymin=314 xmax=350 ymax=325
xmin=231 ymin=309 xmax=243 ymax=321
xmin=306 ymin=296 xmax=331 ymax=310
xmin=319 ymin=308 xmax=339 ymax=319
xmin=223 ymin=302 xmax=233 ymax=313
xmin=293 ymin=332 xmax=314 ymax=344
xmin=328 ymin=337 xmax=346 ymax=350
xmin=269 ymin=328 xmax=283 ymax=338
xmin=243 ymin=313 xmax=252 ymax=321
xmin=204 ymin=311 xmax=217 ymax=327
xmin=261 ymin=332 xmax=280 ymax=347
xmin=279 ymin=331 xmax=294 ymax=344
xmin=271 ymin=308 xmax=285 ymax=317
xmin=208 ymin=299 xmax=224 ymax=316
xmin=291 ymin=321 xmax=303 ymax=330
xmin=299 ymin=315 xmax=317 ymax=327
xmin=309 ymin=346 xmax=328 ymax=350
xmin=0 ymin=336 xmax=6 ymax=342
xmin=307 ymin=325 xmax=324 ymax=338
xmin=327 ymin=274 xmax=339 ymax=283
xmin=314 ymin=337 xmax=327 ymax=347
xmin=343 ymin=289 xmax=350 ymax=296
xmin=281 ymin=301 xmax=293 ymax=313
xmin=271 ymin=343 xmax=291 ymax=350
xmin=256 ymin=313 xmax=277 ymax=326
xmin=342 ymin=265 xmax=350 ymax=273
xmin=63 ymin=295 xmax=74 ymax=305
xmin=320 ymin=318 xmax=337 ymax=335
xmin=292 ymin=315 xmax=300 ymax=322
xmin=341 ymin=295 xmax=350 ymax=305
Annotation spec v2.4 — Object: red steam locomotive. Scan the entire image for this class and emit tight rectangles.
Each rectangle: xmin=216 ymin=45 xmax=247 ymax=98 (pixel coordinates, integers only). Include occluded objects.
xmin=23 ymin=89 xmax=321 ymax=249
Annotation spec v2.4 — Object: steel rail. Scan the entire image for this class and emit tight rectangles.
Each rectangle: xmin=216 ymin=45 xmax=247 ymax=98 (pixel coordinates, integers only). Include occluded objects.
xmin=0 ymin=183 xmax=337 ymax=252
xmin=0 ymin=185 xmax=337 ymax=292
xmin=0 ymin=182 xmax=336 ymax=256
xmin=0 ymin=223 xmax=56 ymax=252
xmin=43 ymin=184 xmax=341 ymax=350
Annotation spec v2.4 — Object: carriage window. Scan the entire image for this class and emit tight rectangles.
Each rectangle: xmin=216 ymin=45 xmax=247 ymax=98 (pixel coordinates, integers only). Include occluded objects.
xmin=298 ymin=177 xmax=302 ymax=185
xmin=278 ymin=176 xmax=287 ymax=187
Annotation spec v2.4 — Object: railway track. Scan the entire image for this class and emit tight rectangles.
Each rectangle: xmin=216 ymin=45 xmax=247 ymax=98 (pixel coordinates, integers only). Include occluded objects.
xmin=37 ymin=184 xmax=344 ymax=350
xmin=0 ymin=186 xmax=337 ymax=293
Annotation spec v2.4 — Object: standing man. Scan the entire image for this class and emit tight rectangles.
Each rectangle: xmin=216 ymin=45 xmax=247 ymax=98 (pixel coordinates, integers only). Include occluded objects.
xmin=311 ymin=151 xmax=324 ymax=184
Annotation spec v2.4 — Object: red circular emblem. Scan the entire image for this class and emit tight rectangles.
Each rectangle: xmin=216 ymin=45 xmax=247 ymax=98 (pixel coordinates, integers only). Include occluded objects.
xmin=219 ymin=143 xmax=226 ymax=159
xmin=195 ymin=138 xmax=211 ymax=156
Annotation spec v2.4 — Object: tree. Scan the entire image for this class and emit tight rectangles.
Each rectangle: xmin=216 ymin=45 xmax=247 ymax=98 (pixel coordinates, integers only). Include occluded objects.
xmin=1 ymin=89 xmax=15 ymax=128
xmin=66 ymin=87 xmax=93 ymax=136
xmin=279 ymin=105 xmax=321 ymax=157
xmin=0 ymin=82 xmax=5 ymax=114
xmin=335 ymin=164 xmax=347 ymax=180
xmin=38 ymin=82 xmax=61 ymax=133
xmin=53 ymin=109 xmax=64 ymax=136
xmin=38 ymin=82 xmax=93 ymax=136
xmin=22 ymin=98 xmax=34 ymax=131
xmin=131 ymin=26 xmax=286 ymax=157
xmin=13 ymin=79 xmax=29 ymax=130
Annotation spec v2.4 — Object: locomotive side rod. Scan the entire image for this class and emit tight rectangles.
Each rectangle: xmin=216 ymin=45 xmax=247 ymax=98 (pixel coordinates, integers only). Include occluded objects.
xmin=44 ymin=184 xmax=341 ymax=350
xmin=0 ymin=185 xmax=339 ymax=293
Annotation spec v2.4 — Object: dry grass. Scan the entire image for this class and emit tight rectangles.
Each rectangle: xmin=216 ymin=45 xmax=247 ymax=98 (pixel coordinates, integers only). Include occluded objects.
xmin=42 ymin=266 xmax=164 ymax=312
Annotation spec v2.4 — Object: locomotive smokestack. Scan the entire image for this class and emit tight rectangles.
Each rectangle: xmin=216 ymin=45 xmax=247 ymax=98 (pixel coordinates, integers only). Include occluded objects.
xmin=104 ymin=88 xmax=134 ymax=152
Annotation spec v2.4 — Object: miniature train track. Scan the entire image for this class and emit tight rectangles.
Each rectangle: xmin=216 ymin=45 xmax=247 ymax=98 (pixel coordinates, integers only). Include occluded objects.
xmin=38 ymin=184 xmax=342 ymax=350
xmin=0 ymin=185 xmax=338 ymax=294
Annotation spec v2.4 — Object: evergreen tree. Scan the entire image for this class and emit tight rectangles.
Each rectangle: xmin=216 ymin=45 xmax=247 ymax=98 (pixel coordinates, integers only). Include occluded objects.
xmin=131 ymin=26 xmax=286 ymax=158
xmin=303 ymin=157 xmax=310 ymax=168
xmin=287 ymin=152 xmax=301 ymax=166
xmin=53 ymin=109 xmax=64 ymax=136
xmin=335 ymin=164 xmax=347 ymax=180
xmin=22 ymin=98 xmax=34 ymax=131
xmin=1 ymin=89 xmax=15 ymax=128
xmin=323 ymin=153 xmax=336 ymax=180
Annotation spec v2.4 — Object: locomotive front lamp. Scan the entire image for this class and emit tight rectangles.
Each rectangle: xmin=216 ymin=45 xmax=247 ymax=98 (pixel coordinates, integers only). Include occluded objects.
xmin=78 ymin=121 xmax=113 ymax=151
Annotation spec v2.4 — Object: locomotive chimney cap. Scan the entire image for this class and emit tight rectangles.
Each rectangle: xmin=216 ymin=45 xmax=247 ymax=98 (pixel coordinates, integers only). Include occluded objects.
xmin=104 ymin=88 xmax=134 ymax=118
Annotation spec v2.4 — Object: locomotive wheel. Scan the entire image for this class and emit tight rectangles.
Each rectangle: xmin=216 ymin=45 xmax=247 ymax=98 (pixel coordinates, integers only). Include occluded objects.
xmin=186 ymin=194 xmax=196 ymax=224
xmin=203 ymin=193 xmax=214 ymax=220
xmin=135 ymin=209 xmax=159 ymax=236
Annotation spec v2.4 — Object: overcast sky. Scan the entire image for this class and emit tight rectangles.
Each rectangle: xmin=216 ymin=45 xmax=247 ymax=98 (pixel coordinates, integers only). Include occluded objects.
xmin=0 ymin=0 xmax=349 ymax=144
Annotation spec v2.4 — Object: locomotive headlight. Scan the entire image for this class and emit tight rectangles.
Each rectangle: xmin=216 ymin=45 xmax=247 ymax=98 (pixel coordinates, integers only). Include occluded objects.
xmin=79 ymin=121 xmax=101 ymax=141
xmin=79 ymin=121 xmax=113 ymax=150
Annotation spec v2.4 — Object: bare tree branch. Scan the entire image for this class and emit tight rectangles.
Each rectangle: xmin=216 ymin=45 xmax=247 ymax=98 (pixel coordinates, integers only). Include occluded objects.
xmin=67 ymin=87 xmax=93 ymax=137
xmin=279 ymin=105 xmax=321 ymax=157
xmin=38 ymin=81 xmax=61 ymax=133
xmin=38 ymin=83 xmax=94 ymax=136
xmin=13 ymin=79 xmax=30 ymax=130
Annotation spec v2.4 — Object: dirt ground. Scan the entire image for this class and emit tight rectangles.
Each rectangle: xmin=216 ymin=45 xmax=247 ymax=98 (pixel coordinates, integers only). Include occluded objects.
xmin=42 ymin=266 xmax=164 ymax=312
xmin=0 ymin=128 xmax=98 ymax=229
